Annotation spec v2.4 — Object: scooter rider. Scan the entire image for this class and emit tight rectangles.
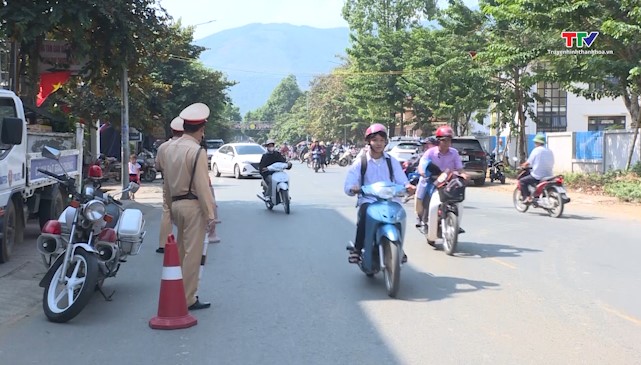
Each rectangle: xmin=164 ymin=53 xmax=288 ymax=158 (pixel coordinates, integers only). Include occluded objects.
xmin=259 ymin=139 xmax=288 ymax=198
xmin=418 ymin=126 xmax=468 ymax=232
xmin=519 ymin=133 xmax=554 ymax=204
xmin=344 ymin=123 xmax=416 ymax=264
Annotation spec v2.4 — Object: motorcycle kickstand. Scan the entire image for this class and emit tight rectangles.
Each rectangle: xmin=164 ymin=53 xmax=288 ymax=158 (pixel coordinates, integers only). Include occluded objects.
xmin=97 ymin=286 xmax=115 ymax=301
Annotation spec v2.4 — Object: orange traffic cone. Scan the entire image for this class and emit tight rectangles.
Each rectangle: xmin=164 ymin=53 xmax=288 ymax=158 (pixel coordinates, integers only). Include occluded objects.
xmin=149 ymin=234 xmax=197 ymax=330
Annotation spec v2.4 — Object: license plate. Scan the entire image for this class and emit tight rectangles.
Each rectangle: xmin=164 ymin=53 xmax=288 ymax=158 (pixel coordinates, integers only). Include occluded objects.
xmin=556 ymin=187 xmax=566 ymax=193
xmin=461 ymin=155 xmax=470 ymax=162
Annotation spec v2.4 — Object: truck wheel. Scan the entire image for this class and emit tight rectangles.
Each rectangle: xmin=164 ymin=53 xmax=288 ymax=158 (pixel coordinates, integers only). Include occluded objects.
xmin=0 ymin=199 xmax=18 ymax=263
xmin=39 ymin=186 xmax=65 ymax=229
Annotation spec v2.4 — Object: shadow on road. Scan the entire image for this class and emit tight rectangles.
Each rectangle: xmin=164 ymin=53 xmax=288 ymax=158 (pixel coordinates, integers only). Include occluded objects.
xmin=456 ymin=241 xmax=542 ymax=259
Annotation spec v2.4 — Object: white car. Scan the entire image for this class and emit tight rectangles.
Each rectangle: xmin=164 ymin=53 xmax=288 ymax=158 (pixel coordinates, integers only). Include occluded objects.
xmin=388 ymin=142 xmax=421 ymax=163
xmin=211 ymin=143 xmax=266 ymax=179
xmin=205 ymin=139 xmax=224 ymax=169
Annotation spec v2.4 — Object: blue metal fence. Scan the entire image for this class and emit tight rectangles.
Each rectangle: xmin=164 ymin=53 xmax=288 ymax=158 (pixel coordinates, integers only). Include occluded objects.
xmin=575 ymin=131 xmax=603 ymax=160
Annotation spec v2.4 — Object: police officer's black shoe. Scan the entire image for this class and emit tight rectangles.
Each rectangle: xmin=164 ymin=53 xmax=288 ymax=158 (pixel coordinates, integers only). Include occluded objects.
xmin=188 ymin=297 xmax=211 ymax=310
xmin=458 ymin=227 xmax=465 ymax=234
xmin=155 ymin=248 xmax=164 ymax=253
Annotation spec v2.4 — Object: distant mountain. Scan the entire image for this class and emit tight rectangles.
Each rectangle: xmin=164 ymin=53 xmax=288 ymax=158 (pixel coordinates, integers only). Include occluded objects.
xmin=196 ymin=23 xmax=350 ymax=116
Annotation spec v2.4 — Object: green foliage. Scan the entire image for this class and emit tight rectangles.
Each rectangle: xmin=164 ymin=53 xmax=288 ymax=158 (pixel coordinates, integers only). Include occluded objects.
xmin=604 ymin=180 xmax=641 ymax=202
xmin=631 ymin=161 xmax=641 ymax=177
xmin=250 ymin=75 xmax=302 ymax=122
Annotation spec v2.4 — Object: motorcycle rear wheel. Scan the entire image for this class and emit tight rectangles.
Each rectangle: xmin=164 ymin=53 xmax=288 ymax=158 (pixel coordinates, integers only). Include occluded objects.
xmin=43 ymin=248 xmax=99 ymax=323
xmin=442 ymin=212 xmax=459 ymax=256
xmin=513 ymin=188 xmax=529 ymax=213
xmin=545 ymin=189 xmax=564 ymax=218
xmin=382 ymin=238 xmax=401 ymax=298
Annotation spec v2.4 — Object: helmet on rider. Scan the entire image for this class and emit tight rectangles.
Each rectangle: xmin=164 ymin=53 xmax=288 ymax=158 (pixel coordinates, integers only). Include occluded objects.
xmin=435 ymin=125 xmax=454 ymax=139
xmin=264 ymin=139 xmax=275 ymax=147
xmin=364 ymin=123 xmax=388 ymax=142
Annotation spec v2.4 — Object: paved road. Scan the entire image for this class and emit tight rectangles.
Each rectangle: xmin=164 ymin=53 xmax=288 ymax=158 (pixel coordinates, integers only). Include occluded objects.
xmin=1 ymin=165 xmax=640 ymax=364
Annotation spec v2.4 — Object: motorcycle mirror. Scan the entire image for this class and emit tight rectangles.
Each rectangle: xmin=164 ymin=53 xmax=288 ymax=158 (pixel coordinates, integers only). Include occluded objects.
xmin=42 ymin=146 xmax=61 ymax=160
xmin=128 ymin=182 xmax=140 ymax=193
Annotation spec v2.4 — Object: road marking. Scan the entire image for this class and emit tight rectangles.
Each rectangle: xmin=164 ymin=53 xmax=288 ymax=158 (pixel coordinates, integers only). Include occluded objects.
xmin=490 ymin=258 xmax=517 ymax=269
xmin=600 ymin=304 xmax=641 ymax=327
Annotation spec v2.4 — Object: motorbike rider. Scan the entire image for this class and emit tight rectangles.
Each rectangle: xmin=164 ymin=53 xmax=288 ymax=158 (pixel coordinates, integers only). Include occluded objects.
xmin=417 ymin=126 xmax=468 ymax=233
xmin=412 ymin=136 xmax=438 ymax=225
xmin=344 ymin=123 xmax=416 ymax=264
xmin=259 ymin=139 xmax=288 ymax=197
xmin=519 ymin=133 xmax=555 ymax=204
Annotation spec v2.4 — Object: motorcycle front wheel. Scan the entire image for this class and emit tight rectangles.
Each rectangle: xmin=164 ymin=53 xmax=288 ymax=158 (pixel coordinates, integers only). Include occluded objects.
xmin=442 ymin=212 xmax=459 ymax=256
xmin=281 ymin=190 xmax=290 ymax=214
xmin=513 ymin=188 xmax=529 ymax=213
xmin=43 ymin=248 xmax=99 ymax=323
xmin=382 ymin=238 xmax=401 ymax=298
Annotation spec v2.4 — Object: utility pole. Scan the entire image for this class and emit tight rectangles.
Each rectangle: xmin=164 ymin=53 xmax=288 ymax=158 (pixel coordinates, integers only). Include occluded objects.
xmin=120 ymin=66 xmax=130 ymax=200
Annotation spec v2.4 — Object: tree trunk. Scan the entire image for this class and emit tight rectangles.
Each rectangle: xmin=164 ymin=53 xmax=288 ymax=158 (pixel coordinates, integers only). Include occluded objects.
xmin=514 ymin=68 xmax=527 ymax=163
xmin=622 ymin=89 xmax=641 ymax=170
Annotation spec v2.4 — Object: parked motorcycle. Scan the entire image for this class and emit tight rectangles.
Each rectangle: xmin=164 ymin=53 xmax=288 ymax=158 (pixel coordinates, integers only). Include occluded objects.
xmin=329 ymin=147 xmax=342 ymax=165
xmin=257 ymin=162 xmax=292 ymax=214
xmin=513 ymin=165 xmax=570 ymax=218
xmin=346 ymin=182 xmax=408 ymax=298
xmin=96 ymin=154 xmax=121 ymax=182
xmin=137 ymin=150 xmax=157 ymax=183
xmin=487 ymin=154 xmax=506 ymax=184
xmin=36 ymin=146 xmax=146 ymax=323
xmin=421 ymin=170 xmax=466 ymax=256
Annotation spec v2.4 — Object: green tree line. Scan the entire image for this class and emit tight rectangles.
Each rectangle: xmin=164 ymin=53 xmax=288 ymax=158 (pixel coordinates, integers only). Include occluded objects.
xmin=248 ymin=0 xmax=640 ymax=169
xmin=0 ymin=0 xmax=236 ymax=141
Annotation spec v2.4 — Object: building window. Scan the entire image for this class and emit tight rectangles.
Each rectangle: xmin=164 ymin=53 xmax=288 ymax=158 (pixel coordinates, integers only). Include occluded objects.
xmin=587 ymin=116 xmax=626 ymax=131
xmin=536 ymin=81 xmax=567 ymax=132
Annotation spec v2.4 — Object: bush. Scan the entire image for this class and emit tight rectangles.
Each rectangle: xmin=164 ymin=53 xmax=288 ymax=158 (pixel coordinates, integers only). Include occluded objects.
xmin=604 ymin=179 xmax=641 ymax=202
xmin=632 ymin=161 xmax=641 ymax=177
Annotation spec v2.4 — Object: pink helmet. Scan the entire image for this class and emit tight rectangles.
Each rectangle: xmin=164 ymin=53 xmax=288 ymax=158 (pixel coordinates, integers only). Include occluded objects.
xmin=365 ymin=123 xmax=387 ymax=140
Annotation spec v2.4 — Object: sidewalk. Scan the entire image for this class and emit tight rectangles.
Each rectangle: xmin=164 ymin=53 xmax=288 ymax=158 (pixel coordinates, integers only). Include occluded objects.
xmin=0 ymin=183 xmax=162 ymax=327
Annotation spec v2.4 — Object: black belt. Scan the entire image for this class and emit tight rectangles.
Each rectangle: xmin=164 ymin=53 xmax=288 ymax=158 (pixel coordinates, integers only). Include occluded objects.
xmin=172 ymin=193 xmax=199 ymax=202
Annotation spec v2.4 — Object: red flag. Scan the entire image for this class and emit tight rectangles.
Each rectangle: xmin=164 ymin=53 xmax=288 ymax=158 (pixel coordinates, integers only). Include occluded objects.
xmin=36 ymin=71 xmax=71 ymax=107
xmin=468 ymin=51 xmax=478 ymax=60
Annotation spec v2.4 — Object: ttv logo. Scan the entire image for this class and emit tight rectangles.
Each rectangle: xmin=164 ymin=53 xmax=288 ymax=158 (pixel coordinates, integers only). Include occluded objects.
xmin=561 ymin=31 xmax=599 ymax=48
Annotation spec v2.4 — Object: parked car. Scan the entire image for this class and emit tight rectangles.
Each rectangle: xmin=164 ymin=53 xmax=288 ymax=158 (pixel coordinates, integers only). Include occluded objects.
xmin=210 ymin=143 xmax=266 ymax=179
xmin=388 ymin=141 xmax=422 ymax=163
xmin=451 ymin=137 xmax=488 ymax=186
xmin=205 ymin=139 xmax=224 ymax=169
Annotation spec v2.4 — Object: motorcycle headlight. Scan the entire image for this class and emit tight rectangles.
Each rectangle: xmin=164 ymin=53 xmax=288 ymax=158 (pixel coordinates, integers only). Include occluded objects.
xmin=83 ymin=200 xmax=106 ymax=222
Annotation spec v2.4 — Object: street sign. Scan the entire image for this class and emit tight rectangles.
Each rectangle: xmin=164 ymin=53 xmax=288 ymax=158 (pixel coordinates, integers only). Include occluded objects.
xmin=129 ymin=128 xmax=142 ymax=142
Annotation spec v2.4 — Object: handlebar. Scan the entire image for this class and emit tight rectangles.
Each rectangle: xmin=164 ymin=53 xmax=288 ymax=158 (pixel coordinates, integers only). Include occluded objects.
xmin=37 ymin=168 xmax=65 ymax=181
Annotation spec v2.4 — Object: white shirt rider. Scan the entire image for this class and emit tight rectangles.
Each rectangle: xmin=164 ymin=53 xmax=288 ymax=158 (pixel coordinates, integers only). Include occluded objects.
xmin=527 ymin=145 xmax=554 ymax=180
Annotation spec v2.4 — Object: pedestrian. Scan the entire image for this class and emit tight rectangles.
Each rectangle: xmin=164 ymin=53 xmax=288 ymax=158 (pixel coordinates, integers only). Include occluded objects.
xmin=162 ymin=102 xmax=216 ymax=310
xmin=128 ymin=154 xmax=141 ymax=200
xmin=154 ymin=116 xmax=183 ymax=253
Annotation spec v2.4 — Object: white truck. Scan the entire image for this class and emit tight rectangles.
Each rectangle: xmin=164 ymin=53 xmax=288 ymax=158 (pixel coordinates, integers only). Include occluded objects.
xmin=0 ymin=89 xmax=83 ymax=263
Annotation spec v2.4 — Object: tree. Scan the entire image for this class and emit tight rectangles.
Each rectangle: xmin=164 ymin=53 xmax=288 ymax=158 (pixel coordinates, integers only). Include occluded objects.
xmin=342 ymin=0 xmax=437 ymax=136
xmin=405 ymin=1 xmax=493 ymax=135
xmin=480 ymin=1 xmax=556 ymax=161
xmin=250 ymin=74 xmax=302 ymax=122
xmin=492 ymin=0 xmax=641 ymax=169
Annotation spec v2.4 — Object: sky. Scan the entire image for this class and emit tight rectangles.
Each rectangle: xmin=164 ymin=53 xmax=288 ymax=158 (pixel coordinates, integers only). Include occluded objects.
xmin=160 ymin=0 xmax=479 ymax=40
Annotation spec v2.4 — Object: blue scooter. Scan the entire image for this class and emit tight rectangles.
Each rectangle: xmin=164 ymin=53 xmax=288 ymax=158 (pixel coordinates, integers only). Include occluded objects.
xmin=346 ymin=182 xmax=408 ymax=298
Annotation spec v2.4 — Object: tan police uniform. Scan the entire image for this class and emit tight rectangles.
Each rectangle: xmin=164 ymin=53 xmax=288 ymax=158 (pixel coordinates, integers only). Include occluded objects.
xmin=155 ymin=116 xmax=183 ymax=250
xmin=162 ymin=104 xmax=215 ymax=307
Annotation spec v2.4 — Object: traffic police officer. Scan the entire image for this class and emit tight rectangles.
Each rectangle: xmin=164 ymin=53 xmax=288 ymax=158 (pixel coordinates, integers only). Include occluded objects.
xmin=155 ymin=116 xmax=184 ymax=253
xmin=162 ymin=103 xmax=216 ymax=310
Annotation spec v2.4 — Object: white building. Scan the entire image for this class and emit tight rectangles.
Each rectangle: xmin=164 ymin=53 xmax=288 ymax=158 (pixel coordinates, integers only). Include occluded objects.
xmin=482 ymin=81 xmax=634 ymax=136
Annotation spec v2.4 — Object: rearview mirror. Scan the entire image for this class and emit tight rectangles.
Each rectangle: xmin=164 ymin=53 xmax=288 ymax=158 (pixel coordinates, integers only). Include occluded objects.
xmin=0 ymin=117 xmax=23 ymax=145
xmin=128 ymin=182 xmax=140 ymax=193
xmin=42 ymin=146 xmax=61 ymax=160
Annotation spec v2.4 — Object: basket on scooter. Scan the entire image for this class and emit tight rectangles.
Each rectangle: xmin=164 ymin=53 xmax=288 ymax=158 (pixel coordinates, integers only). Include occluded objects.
xmin=438 ymin=178 xmax=466 ymax=203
